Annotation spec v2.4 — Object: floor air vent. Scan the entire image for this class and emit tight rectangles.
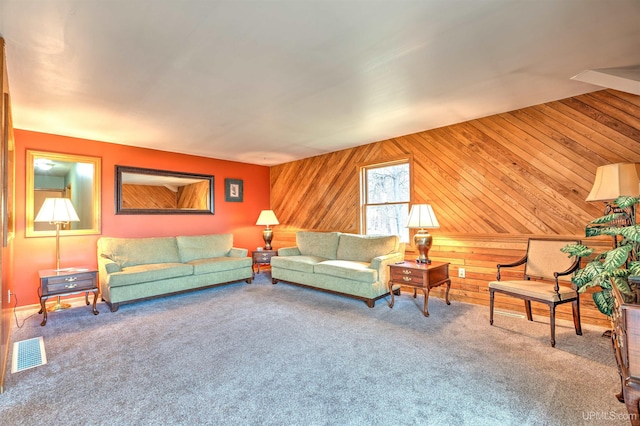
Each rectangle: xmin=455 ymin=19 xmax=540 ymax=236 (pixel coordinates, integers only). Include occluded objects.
xmin=12 ymin=337 xmax=47 ymax=373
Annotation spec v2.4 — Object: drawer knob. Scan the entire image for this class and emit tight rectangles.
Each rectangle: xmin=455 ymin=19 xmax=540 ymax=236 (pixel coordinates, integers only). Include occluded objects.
xmin=64 ymin=283 xmax=78 ymax=289
xmin=402 ymin=276 xmax=412 ymax=282
xmin=65 ymin=277 xmax=77 ymax=282
xmin=402 ymin=269 xmax=412 ymax=275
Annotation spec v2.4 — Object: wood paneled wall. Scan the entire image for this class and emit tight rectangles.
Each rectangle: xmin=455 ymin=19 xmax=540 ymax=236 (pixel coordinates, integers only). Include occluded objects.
xmin=271 ymin=89 xmax=640 ymax=328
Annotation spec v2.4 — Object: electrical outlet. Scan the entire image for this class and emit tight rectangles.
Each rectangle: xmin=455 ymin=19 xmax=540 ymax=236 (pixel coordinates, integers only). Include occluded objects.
xmin=458 ymin=268 xmax=466 ymax=278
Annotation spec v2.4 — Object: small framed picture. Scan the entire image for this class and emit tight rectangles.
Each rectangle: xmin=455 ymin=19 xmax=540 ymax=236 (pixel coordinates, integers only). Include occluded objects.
xmin=225 ymin=178 xmax=243 ymax=202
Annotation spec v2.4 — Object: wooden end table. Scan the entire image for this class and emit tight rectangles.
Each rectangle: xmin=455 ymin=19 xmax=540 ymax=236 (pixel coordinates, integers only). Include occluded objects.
xmin=388 ymin=261 xmax=451 ymax=317
xmin=38 ymin=266 xmax=99 ymax=326
xmin=251 ymin=249 xmax=278 ymax=277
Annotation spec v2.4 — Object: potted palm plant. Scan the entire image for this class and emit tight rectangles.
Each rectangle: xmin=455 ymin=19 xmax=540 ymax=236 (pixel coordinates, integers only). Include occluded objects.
xmin=562 ymin=195 xmax=640 ymax=316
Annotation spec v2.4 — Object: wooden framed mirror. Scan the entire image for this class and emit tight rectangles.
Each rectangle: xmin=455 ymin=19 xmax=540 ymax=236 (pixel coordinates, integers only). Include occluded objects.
xmin=26 ymin=150 xmax=101 ymax=237
xmin=115 ymin=165 xmax=214 ymax=215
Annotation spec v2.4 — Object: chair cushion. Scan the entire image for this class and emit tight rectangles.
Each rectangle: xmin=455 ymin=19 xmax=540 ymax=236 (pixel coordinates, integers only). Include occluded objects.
xmin=489 ymin=280 xmax=577 ymax=303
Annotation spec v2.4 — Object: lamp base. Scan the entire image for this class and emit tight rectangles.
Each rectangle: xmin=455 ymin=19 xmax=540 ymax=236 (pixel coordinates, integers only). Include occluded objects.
xmin=47 ymin=297 xmax=71 ymax=312
xmin=414 ymin=229 xmax=433 ymax=264
xmin=263 ymin=228 xmax=274 ymax=250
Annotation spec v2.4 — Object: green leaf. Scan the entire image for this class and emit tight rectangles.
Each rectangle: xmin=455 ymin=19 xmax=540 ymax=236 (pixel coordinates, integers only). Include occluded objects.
xmin=590 ymin=213 xmax=625 ymax=225
xmin=603 ymin=245 xmax=633 ymax=271
xmin=561 ymin=243 xmax=593 ymax=258
xmin=586 ymin=226 xmax=624 ymax=237
xmin=592 ymin=272 xmax=613 ymax=289
xmin=614 ymin=277 xmax=634 ymax=299
xmin=619 ymin=225 xmax=640 ymax=243
xmin=572 ymin=261 xmax=600 ymax=288
xmin=611 ymin=268 xmax=631 ymax=278
xmin=593 ymin=289 xmax=614 ymax=317
xmin=629 ymin=261 xmax=640 ymax=276
xmin=615 ymin=196 xmax=640 ymax=209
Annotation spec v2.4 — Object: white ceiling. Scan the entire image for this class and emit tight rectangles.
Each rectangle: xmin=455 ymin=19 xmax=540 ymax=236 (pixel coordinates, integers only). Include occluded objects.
xmin=1 ymin=0 xmax=639 ymax=166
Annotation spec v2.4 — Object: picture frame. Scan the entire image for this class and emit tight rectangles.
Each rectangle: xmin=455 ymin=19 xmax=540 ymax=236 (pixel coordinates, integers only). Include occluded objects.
xmin=225 ymin=178 xmax=243 ymax=202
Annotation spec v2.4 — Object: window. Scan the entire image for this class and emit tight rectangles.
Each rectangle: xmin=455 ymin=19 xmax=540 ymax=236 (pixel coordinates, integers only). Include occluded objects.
xmin=361 ymin=160 xmax=410 ymax=242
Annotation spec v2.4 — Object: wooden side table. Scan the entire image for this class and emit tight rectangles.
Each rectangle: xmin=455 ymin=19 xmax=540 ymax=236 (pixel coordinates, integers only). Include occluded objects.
xmin=38 ymin=266 xmax=99 ymax=326
xmin=251 ymin=249 xmax=278 ymax=277
xmin=388 ymin=261 xmax=451 ymax=317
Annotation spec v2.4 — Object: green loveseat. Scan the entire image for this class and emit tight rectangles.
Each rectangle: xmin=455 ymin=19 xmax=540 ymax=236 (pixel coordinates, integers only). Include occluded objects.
xmin=97 ymin=234 xmax=252 ymax=312
xmin=271 ymin=231 xmax=405 ymax=307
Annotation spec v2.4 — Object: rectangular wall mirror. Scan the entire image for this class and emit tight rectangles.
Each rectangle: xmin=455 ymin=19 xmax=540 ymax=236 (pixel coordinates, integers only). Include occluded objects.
xmin=115 ymin=165 xmax=214 ymax=215
xmin=26 ymin=150 xmax=101 ymax=237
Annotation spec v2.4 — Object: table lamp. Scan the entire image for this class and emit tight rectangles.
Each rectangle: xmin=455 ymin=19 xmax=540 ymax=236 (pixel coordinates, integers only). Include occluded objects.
xmin=586 ymin=163 xmax=640 ymax=227
xmin=407 ymin=204 xmax=440 ymax=264
xmin=256 ymin=210 xmax=279 ymax=250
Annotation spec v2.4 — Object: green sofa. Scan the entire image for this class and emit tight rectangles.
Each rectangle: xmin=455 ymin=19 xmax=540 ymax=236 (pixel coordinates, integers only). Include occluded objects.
xmin=271 ymin=231 xmax=405 ymax=307
xmin=97 ymin=234 xmax=253 ymax=312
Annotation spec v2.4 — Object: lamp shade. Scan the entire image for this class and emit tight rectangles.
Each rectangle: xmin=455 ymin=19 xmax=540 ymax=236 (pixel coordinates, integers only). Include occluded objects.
xmin=586 ymin=163 xmax=640 ymax=202
xmin=256 ymin=210 xmax=279 ymax=226
xmin=35 ymin=198 xmax=80 ymax=223
xmin=406 ymin=204 xmax=440 ymax=229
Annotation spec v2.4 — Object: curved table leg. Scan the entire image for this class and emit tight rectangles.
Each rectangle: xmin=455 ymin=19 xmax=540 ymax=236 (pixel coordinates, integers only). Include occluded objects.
xmin=91 ymin=289 xmax=99 ymax=315
xmin=445 ymin=279 xmax=451 ymax=305
xmin=423 ymin=288 xmax=430 ymax=317
xmin=40 ymin=297 xmax=48 ymax=326
xmin=388 ymin=282 xmax=395 ymax=308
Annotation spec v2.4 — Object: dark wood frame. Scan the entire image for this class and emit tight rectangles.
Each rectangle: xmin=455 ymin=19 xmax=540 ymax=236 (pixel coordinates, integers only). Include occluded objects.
xmin=225 ymin=178 xmax=243 ymax=202
xmin=115 ymin=165 xmax=214 ymax=215
xmin=488 ymin=238 xmax=582 ymax=347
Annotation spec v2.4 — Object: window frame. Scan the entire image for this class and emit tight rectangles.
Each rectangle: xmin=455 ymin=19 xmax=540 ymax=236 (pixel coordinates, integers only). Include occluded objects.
xmin=359 ymin=157 xmax=412 ymax=241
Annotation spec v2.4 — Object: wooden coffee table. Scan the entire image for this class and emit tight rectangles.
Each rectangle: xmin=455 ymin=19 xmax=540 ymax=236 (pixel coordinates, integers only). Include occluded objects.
xmin=388 ymin=261 xmax=451 ymax=317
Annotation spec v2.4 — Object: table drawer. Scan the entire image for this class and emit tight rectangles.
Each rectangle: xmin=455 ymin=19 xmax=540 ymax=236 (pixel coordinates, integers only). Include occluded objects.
xmin=391 ymin=269 xmax=424 ymax=286
xmin=255 ymin=253 xmax=276 ymax=263
xmin=44 ymin=273 xmax=96 ymax=294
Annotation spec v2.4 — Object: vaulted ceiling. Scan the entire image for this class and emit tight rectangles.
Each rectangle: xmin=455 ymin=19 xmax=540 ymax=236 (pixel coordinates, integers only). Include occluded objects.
xmin=1 ymin=0 xmax=639 ymax=166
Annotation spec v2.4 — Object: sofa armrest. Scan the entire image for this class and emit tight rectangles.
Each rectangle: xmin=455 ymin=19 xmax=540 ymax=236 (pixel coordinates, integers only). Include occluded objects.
xmin=98 ymin=256 xmax=122 ymax=274
xmin=370 ymin=252 xmax=405 ymax=285
xmin=229 ymin=247 xmax=248 ymax=257
xmin=278 ymin=246 xmax=301 ymax=256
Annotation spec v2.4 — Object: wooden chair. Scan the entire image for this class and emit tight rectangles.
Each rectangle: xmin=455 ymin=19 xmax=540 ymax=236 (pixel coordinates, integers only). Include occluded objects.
xmin=489 ymin=238 xmax=582 ymax=347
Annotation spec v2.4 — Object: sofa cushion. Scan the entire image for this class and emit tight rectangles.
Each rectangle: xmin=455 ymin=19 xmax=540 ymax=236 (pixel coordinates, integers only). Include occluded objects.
xmin=314 ymin=260 xmax=377 ymax=283
xmin=189 ymin=256 xmax=252 ymax=275
xmin=98 ymin=237 xmax=181 ymax=268
xmin=107 ymin=263 xmax=193 ymax=287
xmin=271 ymin=255 xmax=327 ymax=274
xmin=297 ymin=231 xmax=340 ymax=260
xmin=336 ymin=234 xmax=399 ymax=263
xmin=176 ymin=234 xmax=233 ymax=263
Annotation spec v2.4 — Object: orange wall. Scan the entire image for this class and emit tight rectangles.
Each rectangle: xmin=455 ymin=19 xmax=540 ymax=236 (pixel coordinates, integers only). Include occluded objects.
xmin=13 ymin=129 xmax=271 ymax=306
